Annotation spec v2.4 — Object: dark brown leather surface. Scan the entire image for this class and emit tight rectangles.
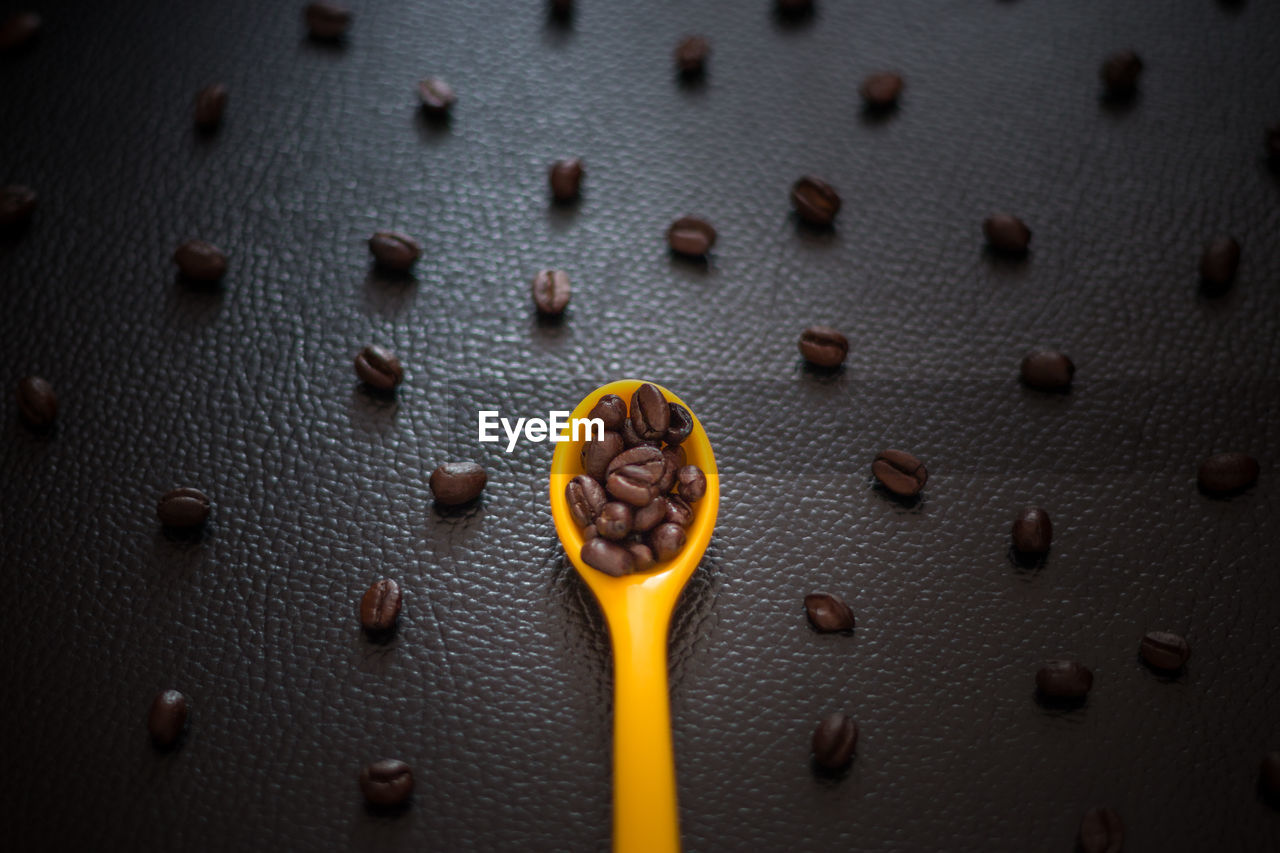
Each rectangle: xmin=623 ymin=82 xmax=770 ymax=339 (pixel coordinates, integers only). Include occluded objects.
xmin=2 ymin=1 xmax=1278 ymax=850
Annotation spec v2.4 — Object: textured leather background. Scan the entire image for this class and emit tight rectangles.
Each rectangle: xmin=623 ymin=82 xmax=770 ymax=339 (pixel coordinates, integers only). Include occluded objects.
xmin=2 ymin=1 xmax=1279 ymax=850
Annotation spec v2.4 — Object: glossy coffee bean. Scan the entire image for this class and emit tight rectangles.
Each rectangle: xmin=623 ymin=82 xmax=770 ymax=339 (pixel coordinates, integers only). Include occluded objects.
xmin=872 ymin=449 xmax=927 ymax=497
xmin=596 ymin=502 xmax=633 ymax=540
xmin=368 ymin=231 xmax=420 ymax=271
xmin=1197 ymin=452 xmax=1259 ymax=495
xmin=360 ymin=579 xmax=402 ymax=632
xmin=606 ymin=445 xmax=664 ymax=480
xmin=1101 ymin=50 xmax=1143 ymax=98
xmin=305 ymin=2 xmax=351 ymax=40
xmin=582 ymin=524 xmax=598 ymax=540
xmin=662 ymin=444 xmax=687 ymax=476
xmin=148 ymin=689 xmax=189 ymax=747
xmin=983 ymin=213 xmax=1031 ymax=254
xmin=157 ymin=487 xmax=211 ymax=529
xmin=607 ymin=464 xmax=661 ymax=507
xmin=194 ymin=84 xmax=228 ymax=130
xmin=664 ymin=495 xmax=693 ymax=527
xmin=549 ymin=158 xmax=583 ymax=203
xmin=804 ymin=593 xmax=854 ymax=633
xmin=0 ymin=11 xmax=41 ymax=51
xmin=620 ymin=417 xmax=660 ymax=448
xmin=676 ymin=465 xmax=706 ymax=503
xmin=1011 ymin=507 xmax=1052 ymax=555
xmin=1077 ymin=807 xmax=1124 ymax=853
xmin=0 ymin=184 xmax=37 ymax=228
xmin=1260 ymin=752 xmax=1280 ymax=802
xmin=663 ymin=404 xmax=693 ymax=445
xmin=417 ymin=77 xmax=456 ymax=115
xmin=656 ymin=451 xmax=679 ymax=493
xmin=588 ymin=395 xmax=627 ymax=431
xmin=581 ymin=537 xmax=634 ymax=576
xmin=650 ymin=522 xmax=686 ymax=561
xmin=860 ymin=72 xmax=903 ymax=109
xmin=173 ymin=239 xmax=228 ymax=281
xmin=1139 ymin=631 xmax=1190 ymax=672
xmin=798 ymin=325 xmax=848 ymax=368
xmin=790 ymin=176 xmax=841 ymax=226
xmin=811 ymin=712 xmax=857 ymax=770
xmin=566 ymin=475 xmax=607 ymax=527
xmin=632 ymin=497 xmax=668 ymax=533
xmin=359 ymin=759 xmax=414 ymax=807
xmin=627 ymin=542 xmax=656 ymax=572
xmin=429 ymin=462 xmax=487 ymax=505
xmin=630 ymin=383 xmax=671 ymax=440
xmin=674 ymin=35 xmax=709 ymax=76
xmin=532 ymin=269 xmax=571 ymax=316
xmin=667 ymin=217 xmax=716 ymax=256
xmin=1036 ymin=660 xmax=1093 ymax=699
xmin=581 ymin=430 xmax=624 ymax=480
xmin=1199 ymin=235 xmax=1240 ymax=291
xmin=354 ymin=344 xmax=403 ymax=391
xmin=1020 ymin=349 xmax=1074 ymax=391
xmin=16 ymin=376 xmax=56 ymax=428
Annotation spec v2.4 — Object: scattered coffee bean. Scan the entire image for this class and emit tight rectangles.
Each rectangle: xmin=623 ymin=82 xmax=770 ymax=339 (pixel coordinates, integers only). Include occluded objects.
xmin=589 ymin=395 xmax=627 ymax=431
xmin=418 ymin=78 xmax=456 ymax=115
xmin=872 ymin=449 xmax=927 ymax=497
xmin=596 ymin=502 xmax=633 ymax=540
xmin=359 ymin=759 xmax=413 ymax=807
xmin=549 ymin=158 xmax=583 ymax=203
xmin=1077 ymin=807 xmax=1124 ymax=853
xmin=194 ymin=84 xmax=228 ymax=131
xmin=790 ymin=176 xmax=841 ymax=226
xmin=1036 ymin=660 xmax=1093 ymax=699
xmin=1011 ymin=507 xmax=1052 ymax=555
xmin=148 ymin=689 xmax=189 ymax=747
xmin=581 ymin=537 xmax=634 ymax=576
xmin=627 ymin=542 xmax=656 ymax=571
xmin=566 ymin=475 xmax=607 ymax=527
xmin=632 ymin=497 xmax=668 ymax=532
xmin=674 ymin=35 xmax=709 ymax=76
xmin=368 ymin=231 xmax=421 ymax=271
xmin=798 ymin=325 xmax=848 ymax=368
xmin=676 ymin=465 xmax=706 ymax=503
xmin=983 ymin=213 xmax=1031 ymax=254
xmin=630 ymin=383 xmax=671 ymax=440
xmin=663 ymin=404 xmax=693 ymax=445
xmin=666 ymin=216 xmax=717 ymax=257
xmin=804 ymin=593 xmax=854 ymax=633
xmin=0 ymin=11 xmax=41 ymax=52
xmin=354 ymin=344 xmax=404 ymax=391
xmin=532 ymin=269 xmax=571 ymax=316
xmin=0 ymin=184 xmax=37 ymax=228
xmin=1197 ymin=452 xmax=1259 ymax=495
xmin=1199 ymin=235 xmax=1240 ymax=291
xmin=581 ymin=430 xmax=625 ymax=480
xmin=305 ymin=2 xmax=351 ymax=40
xmin=605 ymin=445 xmax=664 ymax=480
xmin=664 ymin=495 xmax=693 ymax=527
xmin=16 ymin=376 xmax=56 ymax=428
xmin=1140 ymin=631 xmax=1190 ymax=672
xmin=173 ymin=239 xmax=228 ymax=281
xmin=429 ymin=462 xmax=487 ymax=505
xmin=607 ymin=464 xmax=662 ymax=507
xmin=1101 ymin=50 xmax=1143 ymax=98
xmin=157 ymin=487 xmax=211 ymax=529
xmin=650 ymin=522 xmax=686 ymax=561
xmin=811 ymin=712 xmax=857 ymax=770
xmin=1260 ymin=752 xmax=1280 ymax=802
xmin=1020 ymin=349 xmax=1074 ymax=391
xmin=360 ymin=579 xmax=402 ymax=633
xmin=860 ymin=72 xmax=903 ymax=110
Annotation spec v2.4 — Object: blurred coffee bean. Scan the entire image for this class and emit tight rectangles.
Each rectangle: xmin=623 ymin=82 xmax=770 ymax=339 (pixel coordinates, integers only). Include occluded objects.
xmin=811 ymin=712 xmax=857 ymax=770
xmin=1011 ymin=507 xmax=1052 ymax=555
xmin=157 ymin=487 xmax=211 ymax=528
xmin=798 ymin=325 xmax=848 ymax=368
xmin=0 ymin=185 xmax=37 ymax=228
xmin=1139 ymin=631 xmax=1190 ymax=672
xmin=174 ymin=239 xmax=228 ymax=281
xmin=983 ymin=213 xmax=1031 ymax=254
xmin=429 ymin=462 xmax=487 ymax=505
xmin=1020 ymin=350 xmax=1074 ymax=391
xmin=1077 ymin=807 xmax=1124 ymax=853
xmin=676 ymin=465 xmax=706 ymax=503
xmin=194 ymin=84 xmax=228 ymax=130
xmin=650 ymin=522 xmax=686 ymax=561
xmin=1197 ymin=452 xmax=1259 ymax=495
xmin=1101 ymin=50 xmax=1143 ymax=98
xmin=597 ymin=502 xmax=633 ymax=540
xmin=804 ymin=592 xmax=854 ymax=632
xmin=872 ymin=449 xmax=927 ymax=497
xmin=581 ymin=430 xmax=625 ymax=480
xmin=663 ymin=404 xmax=693 ymax=445
xmin=354 ymin=345 xmax=403 ymax=392
xmin=359 ymin=759 xmax=413 ymax=807
xmin=417 ymin=78 xmax=456 ymax=115
xmin=790 ymin=176 xmax=841 ymax=226
xmin=16 ymin=376 xmax=56 ymax=428
xmin=368 ymin=231 xmax=420 ymax=271
xmin=566 ymin=475 xmax=607 ymax=527
xmin=148 ymin=689 xmax=189 ymax=747
xmin=549 ymin=158 xmax=583 ymax=203
xmin=1036 ymin=660 xmax=1093 ymax=699
xmin=630 ymin=383 xmax=670 ymax=440
xmin=305 ymin=2 xmax=351 ymax=40
xmin=532 ymin=269 xmax=571 ymax=316
xmin=674 ymin=35 xmax=709 ymax=76
xmin=581 ymin=537 xmax=634 ymax=576
xmin=860 ymin=72 xmax=903 ymax=110
xmin=588 ymin=395 xmax=627 ymax=431
xmin=1199 ymin=235 xmax=1240 ymax=291
xmin=667 ymin=217 xmax=717 ymax=256
xmin=360 ymin=579 xmax=402 ymax=633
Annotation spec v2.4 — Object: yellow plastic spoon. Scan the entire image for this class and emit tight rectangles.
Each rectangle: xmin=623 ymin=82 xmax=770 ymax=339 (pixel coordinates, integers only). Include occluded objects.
xmin=549 ymin=379 xmax=719 ymax=853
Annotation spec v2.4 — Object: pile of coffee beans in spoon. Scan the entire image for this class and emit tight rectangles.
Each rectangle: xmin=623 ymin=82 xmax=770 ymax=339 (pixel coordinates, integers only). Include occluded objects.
xmin=566 ymin=383 xmax=707 ymax=576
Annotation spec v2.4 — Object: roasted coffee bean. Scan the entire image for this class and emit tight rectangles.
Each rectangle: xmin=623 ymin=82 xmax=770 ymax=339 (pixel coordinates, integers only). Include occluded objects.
xmin=588 ymin=395 xmax=627 ymax=431
xmin=621 ymin=417 xmax=660 ymax=448
xmin=633 ymin=497 xmax=668 ymax=533
xmin=630 ymin=383 xmax=671 ymax=440
xmin=1260 ymin=752 xmax=1280 ymax=801
xmin=627 ymin=541 xmax=655 ymax=572
xmin=664 ymin=495 xmax=693 ymax=527
xmin=606 ymin=445 xmax=664 ymax=480
xmin=0 ymin=11 xmax=41 ymax=51
xmin=581 ymin=537 xmax=634 ymax=576
xmin=359 ymin=759 xmax=414 ymax=807
xmin=596 ymin=502 xmax=633 ymax=540
xmin=418 ymin=77 xmax=456 ymax=115
xmin=663 ymin=404 xmax=693 ymax=445
xmin=666 ymin=217 xmax=717 ymax=257
xmin=674 ymin=35 xmax=709 ymax=76
xmin=811 ymin=712 xmax=857 ymax=770
xmin=354 ymin=344 xmax=404 ymax=391
xmin=532 ymin=269 xmax=571 ymax=316
xmin=194 ymin=84 xmax=228 ymax=130
xmin=656 ymin=450 xmax=679 ymax=493
xmin=430 ymin=462 xmax=487 ymax=505
xmin=798 ymin=325 xmax=848 ymax=368
xmin=582 ymin=524 xmax=598 ymax=539
xmin=148 ymin=689 xmax=189 ymax=747
xmin=581 ymin=430 xmax=624 ymax=480
xmin=860 ymin=72 xmax=903 ymax=109
xmin=0 ymin=184 xmax=37 ymax=228
xmin=872 ymin=449 xmax=927 ymax=497
xmin=173 ymin=239 xmax=228 ymax=281
xmin=1199 ymin=235 xmax=1240 ymax=291
xmin=305 ymin=2 xmax=351 ymax=40
xmin=368 ymin=231 xmax=420 ymax=271
xmin=566 ymin=475 xmax=607 ymax=527
xmin=790 ymin=176 xmax=841 ymax=226
xmin=549 ymin=158 xmax=583 ymax=203
xmin=607 ymin=464 xmax=661 ymax=507
xmin=663 ymin=444 xmax=687 ymax=472
xmin=1036 ymin=660 xmax=1093 ymax=699
xmin=1011 ymin=507 xmax=1052 ymax=555
xmin=1101 ymin=50 xmax=1143 ymax=98
xmin=983 ymin=213 xmax=1031 ymax=254
xmin=1020 ymin=349 xmax=1074 ymax=391
xmin=650 ymin=522 xmax=686 ymax=561
xmin=16 ymin=376 xmax=56 ymax=428
xmin=1140 ymin=631 xmax=1190 ymax=672
xmin=1077 ymin=807 xmax=1124 ymax=853
xmin=804 ymin=593 xmax=854 ymax=633
xmin=676 ymin=465 xmax=707 ymax=503
xmin=157 ymin=487 xmax=211 ymax=528
xmin=1197 ymin=452 xmax=1259 ymax=495
xmin=360 ymin=579 xmax=402 ymax=632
